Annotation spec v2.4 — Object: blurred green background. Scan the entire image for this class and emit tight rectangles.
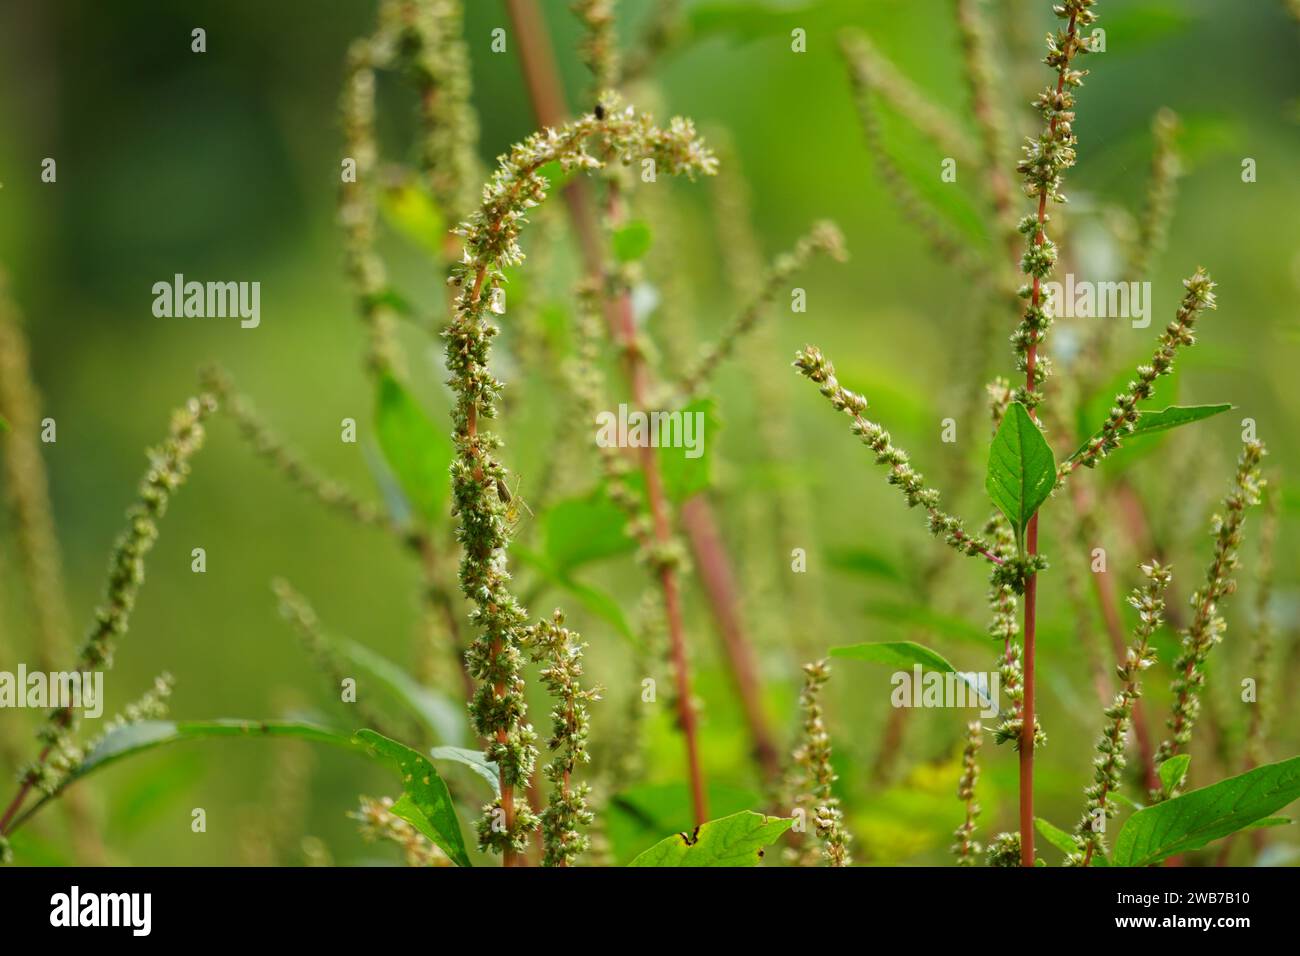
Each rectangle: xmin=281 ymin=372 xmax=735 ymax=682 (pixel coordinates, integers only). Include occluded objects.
xmin=0 ymin=0 xmax=1297 ymax=865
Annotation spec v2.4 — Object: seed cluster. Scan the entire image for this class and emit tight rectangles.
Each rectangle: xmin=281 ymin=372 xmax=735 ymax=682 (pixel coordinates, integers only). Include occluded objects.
xmin=524 ymin=610 xmax=600 ymax=867
xmin=1061 ymin=270 xmax=1217 ymax=479
xmin=786 ymin=660 xmax=851 ymax=867
xmin=1011 ymin=0 xmax=1097 ymax=412
xmin=794 ymin=346 xmax=999 ymax=563
xmin=1071 ymin=563 xmax=1171 ymax=865
xmin=1154 ymin=440 xmax=1267 ymax=797
xmin=352 ymin=795 xmax=450 ymax=867
xmin=444 ymin=99 xmax=714 ymax=856
xmin=952 ymin=720 xmax=984 ymax=865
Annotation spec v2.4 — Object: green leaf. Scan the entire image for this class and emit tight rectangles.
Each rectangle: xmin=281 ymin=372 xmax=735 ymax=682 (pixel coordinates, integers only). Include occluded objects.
xmin=1113 ymin=755 xmax=1300 ymax=867
xmin=1069 ymin=405 xmax=1232 ymax=463
xmin=986 ymin=402 xmax=1056 ymax=545
xmin=627 ymin=810 xmax=793 ymax=867
xmin=1110 ymin=790 xmax=1144 ymax=812
xmin=429 ymin=746 xmax=500 ymax=795
xmin=611 ymin=220 xmax=652 ymax=262
xmin=830 ymin=639 xmax=954 ymax=671
xmin=606 ymin=783 xmax=760 ymax=865
xmin=1121 ymin=403 xmax=1232 ymax=439
xmin=335 ymin=638 xmax=466 ymax=745
xmin=829 ymin=641 xmax=998 ymax=714
xmin=374 ymin=374 xmax=452 ymax=526
xmin=1157 ymin=753 xmax=1192 ymax=797
xmin=658 ymin=397 xmax=718 ymax=503
xmin=354 ymin=729 xmax=471 ymax=868
xmin=0 ymin=412 xmax=9 ymax=432
xmin=542 ymin=492 xmax=636 ymax=573
xmin=10 ymin=719 xmax=359 ymax=834
xmin=1035 ymin=817 xmax=1084 ymax=861
xmin=1251 ymin=817 xmax=1292 ymax=830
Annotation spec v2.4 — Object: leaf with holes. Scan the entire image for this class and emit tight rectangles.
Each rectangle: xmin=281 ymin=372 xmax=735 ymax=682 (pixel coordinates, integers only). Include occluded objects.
xmin=627 ymin=810 xmax=793 ymax=867
xmin=354 ymin=729 xmax=471 ymax=867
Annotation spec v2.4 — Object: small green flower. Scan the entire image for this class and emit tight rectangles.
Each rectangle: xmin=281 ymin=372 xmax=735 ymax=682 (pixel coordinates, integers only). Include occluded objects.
xmin=1070 ymin=562 xmax=1171 ymax=865
xmin=785 ymin=660 xmax=851 ymax=867
xmin=1154 ymin=440 xmax=1267 ymax=798
xmin=793 ymin=347 xmax=999 ymax=564
xmin=952 ymin=721 xmax=984 ymax=865
xmin=523 ymin=610 xmax=601 ymax=867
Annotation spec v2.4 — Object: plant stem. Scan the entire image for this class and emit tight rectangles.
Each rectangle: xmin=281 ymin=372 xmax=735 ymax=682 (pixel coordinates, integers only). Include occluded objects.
xmin=505 ymin=0 xmax=721 ymax=819
xmin=606 ymin=213 xmax=708 ymax=823
xmin=1015 ymin=2 xmax=1088 ymax=866
xmin=680 ymin=497 xmax=780 ymax=780
xmin=1019 ymin=517 xmax=1037 ymax=866
xmin=0 ymin=743 xmax=51 ymax=835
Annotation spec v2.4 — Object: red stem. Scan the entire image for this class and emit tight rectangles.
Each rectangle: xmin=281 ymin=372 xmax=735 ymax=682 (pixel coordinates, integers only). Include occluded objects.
xmin=0 ymin=742 xmax=53 ymax=836
xmin=504 ymin=0 xmax=715 ymax=822
xmin=1017 ymin=9 xmax=1081 ymax=866
xmin=680 ymin=496 xmax=780 ymax=781
xmin=1019 ymin=515 xmax=1038 ymax=866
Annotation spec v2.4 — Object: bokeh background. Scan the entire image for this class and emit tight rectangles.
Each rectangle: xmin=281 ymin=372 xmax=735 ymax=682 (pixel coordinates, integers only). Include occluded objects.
xmin=0 ymin=0 xmax=1297 ymax=865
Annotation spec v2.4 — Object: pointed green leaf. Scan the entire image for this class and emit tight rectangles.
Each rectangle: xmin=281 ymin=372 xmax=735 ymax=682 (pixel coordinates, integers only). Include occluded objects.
xmin=7 ymin=719 xmax=359 ymax=835
xmin=1069 ymin=404 xmax=1232 ymax=463
xmin=429 ymin=746 xmax=500 ymax=795
xmin=1035 ymin=818 xmax=1078 ymax=859
xmin=986 ymin=402 xmax=1056 ymax=544
xmin=831 ymin=640 xmax=956 ymax=672
xmin=627 ymin=810 xmax=793 ymax=867
xmin=1157 ymin=753 xmax=1191 ymax=797
xmin=354 ymin=729 xmax=471 ymax=868
xmin=84 ymin=720 xmax=355 ymax=778
xmin=1110 ymin=790 xmax=1144 ymax=812
xmin=374 ymin=374 xmax=452 ymax=526
xmin=1113 ymin=755 xmax=1300 ymax=867
xmin=829 ymin=641 xmax=998 ymax=714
